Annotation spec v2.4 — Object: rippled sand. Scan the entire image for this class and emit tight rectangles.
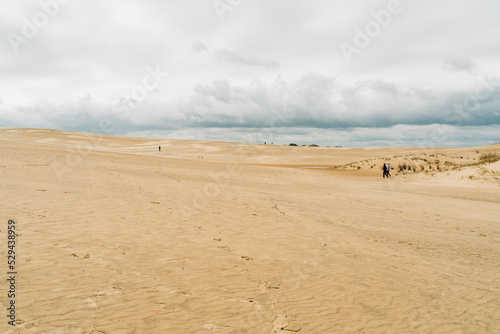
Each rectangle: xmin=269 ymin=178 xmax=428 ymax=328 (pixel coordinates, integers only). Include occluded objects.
xmin=1 ymin=128 xmax=499 ymax=333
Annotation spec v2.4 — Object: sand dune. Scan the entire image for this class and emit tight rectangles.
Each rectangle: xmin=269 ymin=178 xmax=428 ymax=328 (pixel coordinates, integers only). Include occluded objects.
xmin=1 ymin=128 xmax=499 ymax=333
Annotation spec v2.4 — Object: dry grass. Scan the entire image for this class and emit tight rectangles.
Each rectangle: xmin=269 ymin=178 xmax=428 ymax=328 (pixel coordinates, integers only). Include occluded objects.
xmin=479 ymin=153 xmax=500 ymax=163
xmin=331 ymin=149 xmax=499 ymax=176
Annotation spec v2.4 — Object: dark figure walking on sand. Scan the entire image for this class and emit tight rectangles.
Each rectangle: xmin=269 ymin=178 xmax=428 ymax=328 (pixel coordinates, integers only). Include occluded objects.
xmin=159 ymin=146 xmax=161 ymax=151
xmin=382 ymin=163 xmax=387 ymax=178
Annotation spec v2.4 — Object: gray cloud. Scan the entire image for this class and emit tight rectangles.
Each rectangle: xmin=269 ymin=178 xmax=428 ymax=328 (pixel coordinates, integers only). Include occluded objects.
xmin=2 ymin=73 xmax=499 ymax=134
xmin=442 ymin=57 xmax=475 ymax=72
xmin=191 ymin=41 xmax=209 ymax=53
xmin=1 ymin=1 xmax=500 ymax=147
xmin=215 ymin=49 xmax=280 ymax=70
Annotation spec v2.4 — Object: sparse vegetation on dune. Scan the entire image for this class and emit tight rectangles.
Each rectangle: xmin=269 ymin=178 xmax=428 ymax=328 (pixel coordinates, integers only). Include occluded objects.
xmin=479 ymin=153 xmax=500 ymax=163
xmin=331 ymin=148 xmax=500 ymax=177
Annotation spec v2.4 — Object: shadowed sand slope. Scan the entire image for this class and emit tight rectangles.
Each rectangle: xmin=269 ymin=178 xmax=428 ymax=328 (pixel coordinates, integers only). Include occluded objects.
xmin=1 ymin=128 xmax=499 ymax=333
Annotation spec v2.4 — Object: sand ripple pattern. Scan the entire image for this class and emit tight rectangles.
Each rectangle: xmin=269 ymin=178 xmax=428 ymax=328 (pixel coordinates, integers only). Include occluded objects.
xmin=1 ymin=129 xmax=499 ymax=333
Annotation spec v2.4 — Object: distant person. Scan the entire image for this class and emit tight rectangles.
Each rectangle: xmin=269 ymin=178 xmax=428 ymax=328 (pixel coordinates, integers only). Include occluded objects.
xmin=382 ymin=163 xmax=387 ymax=178
xmin=386 ymin=163 xmax=391 ymax=177
xmin=159 ymin=146 xmax=161 ymax=151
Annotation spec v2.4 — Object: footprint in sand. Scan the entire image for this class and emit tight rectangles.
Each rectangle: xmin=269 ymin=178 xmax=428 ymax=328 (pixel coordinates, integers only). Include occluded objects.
xmin=272 ymin=314 xmax=302 ymax=332
xmin=218 ymin=245 xmax=230 ymax=251
xmin=345 ymin=253 xmax=358 ymax=260
xmin=234 ymin=265 xmax=247 ymax=273
xmin=241 ymin=255 xmax=254 ymax=261
xmin=258 ymin=280 xmax=281 ymax=290
xmin=71 ymin=252 xmax=90 ymax=259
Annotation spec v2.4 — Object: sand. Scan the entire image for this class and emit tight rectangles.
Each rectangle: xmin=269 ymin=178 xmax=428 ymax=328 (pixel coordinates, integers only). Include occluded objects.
xmin=0 ymin=127 xmax=499 ymax=333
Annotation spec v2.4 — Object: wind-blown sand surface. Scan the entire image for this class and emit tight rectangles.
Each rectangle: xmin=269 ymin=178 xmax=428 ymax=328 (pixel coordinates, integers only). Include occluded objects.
xmin=1 ymin=128 xmax=499 ymax=333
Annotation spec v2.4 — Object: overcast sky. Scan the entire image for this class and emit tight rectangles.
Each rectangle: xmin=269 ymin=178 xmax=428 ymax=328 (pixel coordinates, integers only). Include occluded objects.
xmin=1 ymin=0 xmax=499 ymax=147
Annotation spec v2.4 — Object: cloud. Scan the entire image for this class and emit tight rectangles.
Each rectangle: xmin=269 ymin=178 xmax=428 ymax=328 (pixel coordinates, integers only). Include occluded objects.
xmin=442 ymin=57 xmax=475 ymax=72
xmin=191 ymin=41 xmax=209 ymax=53
xmin=1 ymin=1 xmax=500 ymax=147
xmin=2 ymin=73 xmax=499 ymax=135
xmin=125 ymin=124 xmax=500 ymax=148
xmin=371 ymin=80 xmax=399 ymax=97
xmin=215 ymin=48 xmax=279 ymax=70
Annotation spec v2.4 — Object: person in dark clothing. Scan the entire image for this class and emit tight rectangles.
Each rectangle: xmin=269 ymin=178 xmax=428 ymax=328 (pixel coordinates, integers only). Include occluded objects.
xmin=159 ymin=146 xmax=161 ymax=151
xmin=382 ymin=163 xmax=387 ymax=178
